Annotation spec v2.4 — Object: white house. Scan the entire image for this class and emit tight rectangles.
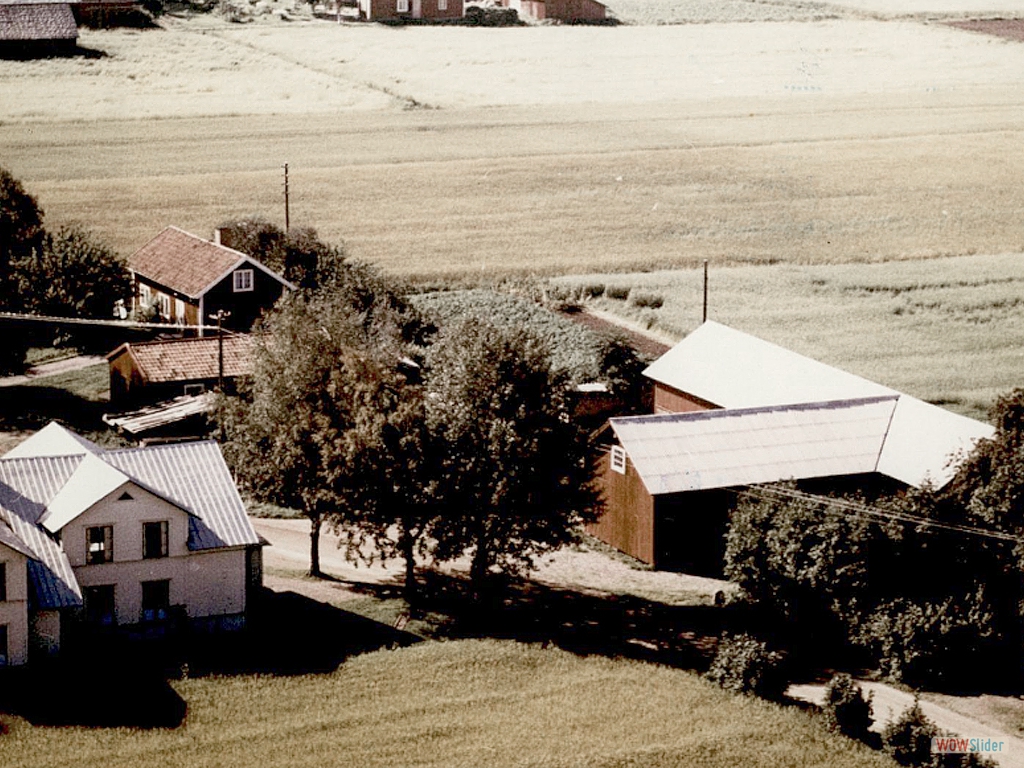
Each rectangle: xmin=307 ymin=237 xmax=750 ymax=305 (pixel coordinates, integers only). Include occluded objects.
xmin=0 ymin=423 xmax=262 ymax=666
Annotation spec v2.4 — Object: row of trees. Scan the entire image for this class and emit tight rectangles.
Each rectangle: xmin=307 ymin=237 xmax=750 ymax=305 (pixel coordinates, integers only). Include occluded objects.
xmin=218 ymin=237 xmax=603 ymax=601
xmin=724 ymin=388 xmax=1024 ymax=688
xmin=0 ymin=168 xmax=132 ymax=372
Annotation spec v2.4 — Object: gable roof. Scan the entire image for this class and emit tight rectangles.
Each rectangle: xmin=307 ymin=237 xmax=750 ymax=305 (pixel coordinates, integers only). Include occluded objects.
xmin=0 ymin=423 xmax=260 ymax=609
xmin=611 ymin=397 xmax=900 ymax=496
xmin=624 ymin=321 xmax=995 ymax=493
xmin=0 ymin=3 xmax=77 ymax=42
xmin=3 ymin=421 xmax=102 ymax=459
xmin=643 ymin=320 xmax=894 ymax=408
xmin=129 ymin=226 xmax=294 ymax=299
xmin=107 ymin=334 xmax=254 ymax=384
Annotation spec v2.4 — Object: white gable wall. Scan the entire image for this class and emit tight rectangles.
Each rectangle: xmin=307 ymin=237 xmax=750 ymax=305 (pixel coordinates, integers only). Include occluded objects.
xmin=0 ymin=544 xmax=29 ymax=666
xmin=63 ymin=483 xmax=246 ymax=626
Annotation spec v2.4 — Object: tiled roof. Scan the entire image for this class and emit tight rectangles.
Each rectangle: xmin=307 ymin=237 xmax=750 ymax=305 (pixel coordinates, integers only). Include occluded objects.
xmin=129 ymin=226 xmax=265 ymax=299
xmin=0 ymin=2 xmax=77 ymax=42
xmin=108 ymin=334 xmax=254 ymax=383
xmin=0 ymin=424 xmax=260 ymax=610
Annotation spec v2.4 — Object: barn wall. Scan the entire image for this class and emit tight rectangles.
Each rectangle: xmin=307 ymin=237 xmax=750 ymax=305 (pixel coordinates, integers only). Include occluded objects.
xmin=653 ymin=489 xmax=732 ymax=576
xmin=588 ymin=446 xmax=655 ymax=564
xmin=544 ymin=0 xmax=604 ymax=20
xmin=653 ymin=382 xmax=718 ymax=414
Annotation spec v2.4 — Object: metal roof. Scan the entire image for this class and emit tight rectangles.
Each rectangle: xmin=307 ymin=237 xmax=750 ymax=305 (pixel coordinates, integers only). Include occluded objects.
xmin=3 ymin=421 xmax=102 ymax=459
xmin=611 ymin=397 xmax=899 ymax=495
xmin=0 ymin=424 xmax=260 ymax=609
xmin=103 ymin=393 xmax=214 ymax=436
xmin=643 ymin=320 xmax=894 ymax=408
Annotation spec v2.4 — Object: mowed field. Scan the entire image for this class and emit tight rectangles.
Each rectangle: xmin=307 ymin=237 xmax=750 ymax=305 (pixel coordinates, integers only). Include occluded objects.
xmin=2 ymin=4 xmax=1024 ymax=277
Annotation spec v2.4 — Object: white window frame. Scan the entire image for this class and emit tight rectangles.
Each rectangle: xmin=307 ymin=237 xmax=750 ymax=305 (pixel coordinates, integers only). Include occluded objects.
xmin=139 ymin=283 xmax=151 ymax=306
xmin=233 ymin=269 xmax=254 ymax=293
xmin=157 ymin=294 xmax=171 ymax=319
xmin=175 ymin=298 xmax=186 ymax=324
xmin=438 ymin=0 xmax=447 ymax=9
xmin=610 ymin=445 xmax=627 ymax=474
xmin=184 ymin=383 xmax=206 ymax=397
xmin=396 ymin=0 xmax=409 ymax=11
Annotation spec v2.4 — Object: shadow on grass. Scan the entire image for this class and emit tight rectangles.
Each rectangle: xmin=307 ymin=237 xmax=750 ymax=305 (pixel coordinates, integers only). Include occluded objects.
xmin=0 ymin=382 xmax=108 ymax=434
xmin=347 ymin=569 xmax=748 ymax=674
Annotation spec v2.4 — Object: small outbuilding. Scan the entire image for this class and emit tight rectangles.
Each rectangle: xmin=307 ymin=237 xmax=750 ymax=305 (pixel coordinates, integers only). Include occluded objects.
xmin=500 ymin=0 xmax=605 ymax=22
xmin=0 ymin=1 xmax=77 ymax=56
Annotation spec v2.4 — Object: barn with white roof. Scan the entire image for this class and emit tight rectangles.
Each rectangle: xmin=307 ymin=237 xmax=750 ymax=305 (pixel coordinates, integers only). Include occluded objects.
xmin=589 ymin=322 xmax=995 ymax=572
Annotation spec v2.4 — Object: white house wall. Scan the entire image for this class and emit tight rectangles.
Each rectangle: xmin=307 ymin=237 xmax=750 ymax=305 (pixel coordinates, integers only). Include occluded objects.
xmin=62 ymin=483 xmax=246 ymax=626
xmin=0 ymin=544 xmax=30 ymax=666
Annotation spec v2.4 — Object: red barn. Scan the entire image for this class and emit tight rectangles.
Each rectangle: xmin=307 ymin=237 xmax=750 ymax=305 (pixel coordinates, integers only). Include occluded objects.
xmin=358 ymin=0 xmax=463 ymax=21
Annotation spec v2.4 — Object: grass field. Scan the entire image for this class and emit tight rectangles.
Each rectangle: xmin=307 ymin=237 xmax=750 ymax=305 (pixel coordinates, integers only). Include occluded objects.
xmin=2 ymin=14 xmax=1023 ymax=278
xmin=0 ymin=640 xmax=898 ymax=768
xmin=556 ymin=252 xmax=1024 ymax=420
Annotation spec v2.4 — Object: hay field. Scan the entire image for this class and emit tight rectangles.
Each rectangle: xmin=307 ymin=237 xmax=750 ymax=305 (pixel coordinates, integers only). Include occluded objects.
xmin=1 ymin=12 xmax=1023 ymax=277
xmin=556 ymin=253 xmax=1024 ymax=420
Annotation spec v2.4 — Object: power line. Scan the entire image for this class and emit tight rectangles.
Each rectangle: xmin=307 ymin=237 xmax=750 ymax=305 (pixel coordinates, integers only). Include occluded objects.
xmin=730 ymin=484 xmax=1022 ymax=544
xmin=0 ymin=311 xmax=226 ymax=334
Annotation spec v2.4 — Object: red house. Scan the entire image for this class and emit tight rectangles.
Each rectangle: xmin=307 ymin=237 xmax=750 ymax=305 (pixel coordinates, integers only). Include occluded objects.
xmin=129 ymin=227 xmax=294 ymax=335
xmin=358 ymin=0 xmax=463 ymax=21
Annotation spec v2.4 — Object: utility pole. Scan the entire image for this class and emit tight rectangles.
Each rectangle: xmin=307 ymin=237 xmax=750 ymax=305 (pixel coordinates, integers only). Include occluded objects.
xmin=214 ymin=310 xmax=231 ymax=392
xmin=283 ymin=162 xmax=290 ymax=233
xmin=702 ymin=259 xmax=709 ymax=323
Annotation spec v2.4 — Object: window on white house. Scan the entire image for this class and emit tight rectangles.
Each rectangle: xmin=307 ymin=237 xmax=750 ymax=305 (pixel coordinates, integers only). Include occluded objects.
xmin=610 ymin=445 xmax=627 ymax=474
xmin=141 ymin=580 xmax=170 ymax=623
xmin=396 ymin=0 xmax=409 ymax=11
xmin=233 ymin=269 xmax=254 ymax=293
xmin=84 ymin=585 xmax=116 ymax=626
xmin=0 ymin=563 xmax=6 ymax=601
xmin=143 ymin=521 xmax=169 ymax=559
xmin=87 ymin=525 xmax=113 ymax=565
xmin=0 ymin=625 xmax=7 ymax=666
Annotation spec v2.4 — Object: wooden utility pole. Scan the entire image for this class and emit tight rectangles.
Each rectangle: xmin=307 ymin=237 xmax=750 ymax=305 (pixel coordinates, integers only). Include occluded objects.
xmin=703 ymin=259 xmax=709 ymax=323
xmin=214 ymin=310 xmax=231 ymax=391
xmin=283 ymin=162 xmax=290 ymax=232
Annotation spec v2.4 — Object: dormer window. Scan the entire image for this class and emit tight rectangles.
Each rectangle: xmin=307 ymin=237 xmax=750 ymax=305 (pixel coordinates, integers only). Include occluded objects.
xmin=233 ymin=269 xmax=254 ymax=293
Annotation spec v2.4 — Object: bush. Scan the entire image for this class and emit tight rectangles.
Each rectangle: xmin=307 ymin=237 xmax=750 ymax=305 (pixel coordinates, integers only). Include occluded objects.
xmin=821 ymin=673 xmax=873 ymax=741
xmin=630 ymin=291 xmax=664 ymax=309
xmin=881 ymin=702 xmax=997 ymax=768
xmin=605 ymin=285 xmax=630 ymax=301
xmin=580 ymin=282 xmax=605 ymax=299
xmin=704 ymin=633 xmax=788 ymax=700
xmin=464 ymin=4 xmax=518 ymax=25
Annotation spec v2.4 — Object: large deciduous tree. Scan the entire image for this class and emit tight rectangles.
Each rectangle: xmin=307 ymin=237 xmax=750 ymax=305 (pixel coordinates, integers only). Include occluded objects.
xmin=0 ymin=168 xmax=45 ymax=373
xmin=425 ymin=321 xmax=601 ymax=593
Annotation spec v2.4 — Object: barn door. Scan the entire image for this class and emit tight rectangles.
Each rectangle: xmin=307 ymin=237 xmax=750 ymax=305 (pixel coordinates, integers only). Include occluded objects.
xmin=412 ymin=0 xmax=421 ymax=16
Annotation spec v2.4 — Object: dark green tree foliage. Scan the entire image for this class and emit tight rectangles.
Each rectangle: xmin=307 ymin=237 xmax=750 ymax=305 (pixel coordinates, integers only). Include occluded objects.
xmin=704 ymin=633 xmax=788 ymax=700
xmin=821 ymin=673 xmax=873 ymax=742
xmin=425 ymin=321 xmax=601 ymax=590
xmin=0 ymin=168 xmax=45 ymax=373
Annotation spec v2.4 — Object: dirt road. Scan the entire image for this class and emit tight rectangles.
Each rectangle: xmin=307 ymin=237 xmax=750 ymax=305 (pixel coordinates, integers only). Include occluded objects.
xmin=789 ymin=681 xmax=1024 ymax=768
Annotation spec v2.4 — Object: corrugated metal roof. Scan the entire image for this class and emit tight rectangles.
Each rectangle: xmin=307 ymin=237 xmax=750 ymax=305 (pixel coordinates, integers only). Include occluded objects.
xmin=105 ymin=441 xmax=259 ymax=550
xmin=103 ymin=393 xmax=214 ymax=435
xmin=611 ymin=397 xmax=900 ymax=495
xmin=0 ymin=424 xmax=259 ymax=609
xmin=0 ymin=456 xmax=84 ymax=609
xmin=4 ymin=421 xmax=102 ymax=459
xmin=0 ymin=520 xmax=36 ymax=559
xmin=0 ymin=3 xmax=77 ymax=42
xmin=643 ymin=320 xmax=894 ymax=408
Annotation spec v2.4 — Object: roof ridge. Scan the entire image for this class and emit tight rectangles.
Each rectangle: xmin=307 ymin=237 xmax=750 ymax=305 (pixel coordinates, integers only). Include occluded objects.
xmin=124 ymin=333 xmax=250 ymax=350
xmin=873 ymin=394 xmax=901 ymax=475
xmin=611 ymin=394 xmax=900 ymax=426
xmin=165 ymin=225 xmax=252 ymax=261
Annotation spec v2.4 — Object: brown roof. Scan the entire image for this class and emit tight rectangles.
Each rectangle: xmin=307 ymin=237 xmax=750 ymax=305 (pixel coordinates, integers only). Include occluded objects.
xmin=109 ymin=334 xmax=254 ymax=384
xmin=0 ymin=3 xmax=77 ymax=41
xmin=129 ymin=226 xmax=267 ymax=299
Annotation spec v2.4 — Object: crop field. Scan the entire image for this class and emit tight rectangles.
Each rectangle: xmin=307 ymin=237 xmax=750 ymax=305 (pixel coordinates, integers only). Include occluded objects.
xmin=1 ymin=6 xmax=1023 ymax=278
xmin=556 ymin=252 xmax=1024 ymax=420
xmin=0 ymin=639 xmax=898 ymax=768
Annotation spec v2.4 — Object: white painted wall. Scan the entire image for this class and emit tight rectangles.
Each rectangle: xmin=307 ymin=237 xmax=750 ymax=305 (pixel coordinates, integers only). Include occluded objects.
xmin=63 ymin=483 xmax=247 ymax=626
xmin=0 ymin=544 xmax=29 ymax=666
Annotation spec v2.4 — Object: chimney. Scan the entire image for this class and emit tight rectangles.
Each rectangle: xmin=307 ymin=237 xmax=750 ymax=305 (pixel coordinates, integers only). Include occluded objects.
xmin=213 ymin=228 xmax=222 ymax=246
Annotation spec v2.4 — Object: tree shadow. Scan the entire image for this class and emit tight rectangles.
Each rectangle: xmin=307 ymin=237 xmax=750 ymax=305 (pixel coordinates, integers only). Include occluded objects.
xmin=349 ymin=569 xmax=747 ymax=673
xmin=0 ymin=43 xmax=108 ymax=61
xmin=0 ymin=382 xmax=108 ymax=434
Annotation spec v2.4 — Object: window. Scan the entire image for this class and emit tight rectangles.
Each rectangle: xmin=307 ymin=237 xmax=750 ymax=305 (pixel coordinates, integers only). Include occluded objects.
xmin=139 ymin=284 xmax=151 ymax=305
xmin=232 ymin=269 xmax=254 ymax=293
xmin=438 ymin=0 xmax=447 ymax=9
xmin=396 ymin=0 xmax=409 ymax=11
xmin=84 ymin=585 xmax=116 ymax=626
xmin=143 ymin=521 xmax=169 ymax=559
xmin=610 ymin=445 xmax=627 ymax=474
xmin=118 ymin=491 xmax=133 ymax=501
xmin=157 ymin=294 xmax=171 ymax=319
xmin=0 ymin=625 xmax=7 ymax=666
xmin=0 ymin=562 xmax=6 ymax=602
xmin=175 ymin=298 xmax=185 ymax=324
xmin=87 ymin=525 xmax=113 ymax=565
xmin=141 ymin=580 xmax=170 ymax=623
xmin=183 ymin=383 xmax=206 ymax=397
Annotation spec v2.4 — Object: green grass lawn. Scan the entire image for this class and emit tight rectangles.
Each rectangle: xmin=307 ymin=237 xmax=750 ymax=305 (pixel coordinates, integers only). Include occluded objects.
xmin=0 ymin=639 xmax=896 ymax=768
xmin=555 ymin=253 xmax=1024 ymax=421
xmin=0 ymin=362 xmax=113 ymax=438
